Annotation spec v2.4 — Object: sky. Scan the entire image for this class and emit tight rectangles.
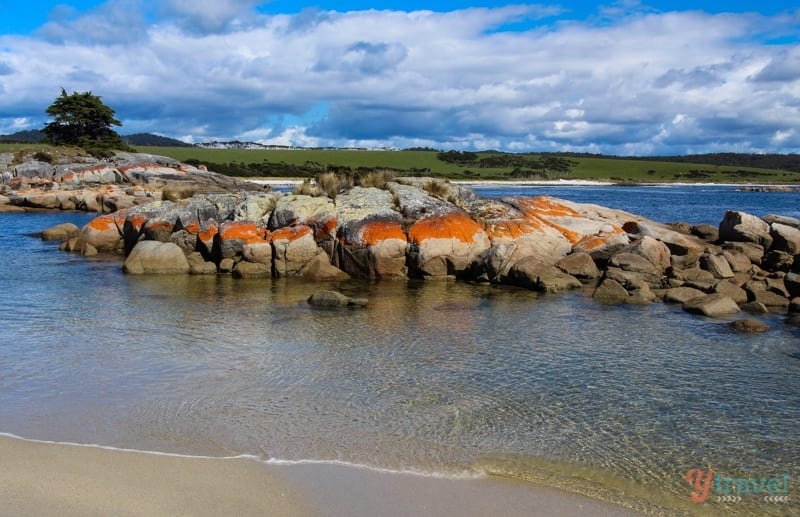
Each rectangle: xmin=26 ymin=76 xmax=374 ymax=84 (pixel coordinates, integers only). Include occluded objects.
xmin=0 ymin=1 xmax=798 ymax=155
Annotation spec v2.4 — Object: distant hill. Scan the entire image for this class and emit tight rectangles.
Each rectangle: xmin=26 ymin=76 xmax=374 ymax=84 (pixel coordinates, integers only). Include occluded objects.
xmin=0 ymin=129 xmax=44 ymax=143
xmin=122 ymin=133 xmax=193 ymax=147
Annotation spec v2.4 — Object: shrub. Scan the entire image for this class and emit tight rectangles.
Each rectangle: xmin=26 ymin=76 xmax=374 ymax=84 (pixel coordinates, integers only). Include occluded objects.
xmin=32 ymin=151 xmax=53 ymax=164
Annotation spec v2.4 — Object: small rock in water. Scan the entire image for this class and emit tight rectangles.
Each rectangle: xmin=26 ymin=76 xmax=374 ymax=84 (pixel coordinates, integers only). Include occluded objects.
xmin=308 ymin=290 xmax=367 ymax=309
xmin=40 ymin=222 xmax=80 ymax=241
xmin=729 ymin=319 xmax=771 ymax=334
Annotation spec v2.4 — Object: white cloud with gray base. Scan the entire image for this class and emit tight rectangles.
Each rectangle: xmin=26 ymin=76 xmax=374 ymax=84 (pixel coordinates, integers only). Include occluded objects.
xmin=0 ymin=3 xmax=798 ymax=154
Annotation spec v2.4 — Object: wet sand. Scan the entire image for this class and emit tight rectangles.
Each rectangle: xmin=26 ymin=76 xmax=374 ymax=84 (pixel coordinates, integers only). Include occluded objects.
xmin=0 ymin=434 xmax=643 ymax=516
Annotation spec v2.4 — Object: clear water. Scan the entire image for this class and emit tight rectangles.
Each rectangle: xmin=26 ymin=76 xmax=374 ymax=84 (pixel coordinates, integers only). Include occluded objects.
xmin=1 ymin=187 xmax=799 ymax=515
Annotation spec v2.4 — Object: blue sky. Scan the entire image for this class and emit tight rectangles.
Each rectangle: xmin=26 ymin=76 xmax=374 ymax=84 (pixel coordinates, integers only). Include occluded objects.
xmin=1 ymin=1 xmax=799 ymax=154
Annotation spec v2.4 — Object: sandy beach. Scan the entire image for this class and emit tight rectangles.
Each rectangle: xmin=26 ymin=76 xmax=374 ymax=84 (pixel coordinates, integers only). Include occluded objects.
xmin=0 ymin=434 xmax=644 ymax=516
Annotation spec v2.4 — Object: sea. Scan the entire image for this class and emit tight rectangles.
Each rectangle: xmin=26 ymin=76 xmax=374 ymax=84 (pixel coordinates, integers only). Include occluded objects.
xmin=1 ymin=184 xmax=798 ymax=516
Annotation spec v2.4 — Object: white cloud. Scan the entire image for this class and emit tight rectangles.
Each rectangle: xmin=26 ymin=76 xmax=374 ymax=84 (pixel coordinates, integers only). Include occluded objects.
xmin=0 ymin=3 xmax=798 ymax=154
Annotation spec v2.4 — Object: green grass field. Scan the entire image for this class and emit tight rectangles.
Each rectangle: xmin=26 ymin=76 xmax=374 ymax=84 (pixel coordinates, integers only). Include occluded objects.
xmin=3 ymin=143 xmax=798 ymax=183
xmin=132 ymin=146 xmax=798 ymax=183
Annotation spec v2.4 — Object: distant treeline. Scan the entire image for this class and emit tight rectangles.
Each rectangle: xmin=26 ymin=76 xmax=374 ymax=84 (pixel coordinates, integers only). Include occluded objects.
xmin=184 ymin=159 xmax=433 ymax=178
xmin=437 ymin=150 xmax=577 ymax=178
xmin=545 ymin=152 xmax=800 ymax=173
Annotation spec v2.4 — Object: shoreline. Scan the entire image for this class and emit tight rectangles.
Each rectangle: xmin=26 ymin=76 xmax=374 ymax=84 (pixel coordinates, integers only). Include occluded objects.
xmin=241 ymin=177 xmax=799 ymax=188
xmin=0 ymin=433 xmax=644 ymax=516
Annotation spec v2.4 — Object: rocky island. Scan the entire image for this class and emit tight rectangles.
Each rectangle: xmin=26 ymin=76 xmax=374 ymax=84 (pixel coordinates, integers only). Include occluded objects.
xmin=3 ymin=150 xmax=799 ymax=323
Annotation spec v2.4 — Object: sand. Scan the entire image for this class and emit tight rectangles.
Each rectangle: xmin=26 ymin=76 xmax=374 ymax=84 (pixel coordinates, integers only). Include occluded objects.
xmin=0 ymin=434 xmax=644 ymax=516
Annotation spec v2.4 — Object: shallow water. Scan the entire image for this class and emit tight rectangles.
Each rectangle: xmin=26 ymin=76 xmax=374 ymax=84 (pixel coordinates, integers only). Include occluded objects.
xmin=1 ymin=187 xmax=799 ymax=515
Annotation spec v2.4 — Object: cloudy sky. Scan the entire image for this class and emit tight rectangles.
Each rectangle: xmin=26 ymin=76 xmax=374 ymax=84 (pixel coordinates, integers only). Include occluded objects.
xmin=0 ymin=1 xmax=798 ymax=154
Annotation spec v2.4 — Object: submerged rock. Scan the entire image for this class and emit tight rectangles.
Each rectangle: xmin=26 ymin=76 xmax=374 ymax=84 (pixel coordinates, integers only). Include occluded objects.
xmin=40 ymin=222 xmax=80 ymax=241
xmin=307 ymin=290 xmax=367 ymax=309
xmin=729 ymin=319 xmax=771 ymax=334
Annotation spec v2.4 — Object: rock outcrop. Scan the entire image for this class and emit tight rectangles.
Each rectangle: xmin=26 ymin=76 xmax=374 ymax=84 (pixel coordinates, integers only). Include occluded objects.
xmin=30 ymin=173 xmax=799 ymax=322
xmin=1 ymin=150 xmax=265 ymax=213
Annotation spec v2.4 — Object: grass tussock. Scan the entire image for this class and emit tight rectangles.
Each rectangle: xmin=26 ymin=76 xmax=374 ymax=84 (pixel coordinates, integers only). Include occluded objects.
xmin=356 ymin=169 xmax=394 ymax=189
xmin=161 ymin=187 xmax=197 ymax=202
xmin=293 ymin=172 xmax=353 ymax=199
xmin=422 ymin=179 xmax=450 ymax=199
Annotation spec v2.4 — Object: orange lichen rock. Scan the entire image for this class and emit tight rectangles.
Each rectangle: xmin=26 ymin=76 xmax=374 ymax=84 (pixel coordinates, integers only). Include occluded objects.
xmin=78 ymin=212 xmax=127 ymax=252
xmin=270 ymin=225 xmax=312 ymax=243
xmin=198 ymin=220 xmax=219 ymax=245
xmin=219 ymin=220 xmax=269 ymax=244
xmin=408 ymin=212 xmax=484 ymax=245
xmin=361 ymin=220 xmax=407 ymax=246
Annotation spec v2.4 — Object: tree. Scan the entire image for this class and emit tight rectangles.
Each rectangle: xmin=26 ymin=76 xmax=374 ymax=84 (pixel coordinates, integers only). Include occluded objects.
xmin=43 ymin=88 xmax=126 ymax=154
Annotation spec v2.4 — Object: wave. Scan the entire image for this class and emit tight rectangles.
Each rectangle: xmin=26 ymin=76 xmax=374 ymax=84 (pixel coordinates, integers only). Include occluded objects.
xmin=0 ymin=431 xmax=485 ymax=481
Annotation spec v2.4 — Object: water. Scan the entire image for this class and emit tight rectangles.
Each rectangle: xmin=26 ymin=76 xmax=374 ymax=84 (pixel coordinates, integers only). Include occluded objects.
xmin=473 ymin=184 xmax=800 ymax=225
xmin=1 ymin=187 xmax=799 ymax=515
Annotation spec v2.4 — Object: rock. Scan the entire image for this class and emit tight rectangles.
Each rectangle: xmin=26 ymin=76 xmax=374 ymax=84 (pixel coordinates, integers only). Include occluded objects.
xmin=669 ymin=249 xmax=701 ymax=270
xmin=691 ymin=224 xmax=719 ymax=242
xmin=763 ymin=214 xmax=800 ymax=228
xmin=123 ymin=241 xmax=191 ymax=274
xmin=469 ymin=195 xmax=628 ymax=278
xmin=626 ymin=236 xmax=671 ymax=271
xmin=13 ymin=161 xmax=54 ymax=180
xmin=187 ymin=252 xmax=217 ymax=275
xmin=335 ymin=187 xmax=408 ymax=278
xmin=722 ymin=241 xmax=764 ymax=263
xmin=789 ymin=298 xmax=800 ymax=313
xmin=766 ymin=277 xmax=790 ymax=298
xmin=40 ymin=223 xmax=80 ymax=241
xmin=307 ymin=290 xmax=367 ymax=309
xmin=299 ymin=252 xmax=350 ymax=281
xmin=722 ymin=250 xmax=752 ymax=273
xmin=713 ymin=280 xmax=748 ymax=304
xmin=761 ymin=250 xmax=794 ymax=272
xmin=747 ymin=288 xmax=789 ymax=308
xmin=740 ymin=301 xmax=769 ymax=314
xmin=219 ymin=258 xmax=235 ymax=273
xmin=668 ymin=266 xmax=716 ymax=284
xmin=272 ymin=225 xmax=324 ymax=277
xmin=508 ymin=258 xmax=582 ymax=293
xmin=664 ymin=286 xmax=706 ymax=304
xmin=719 ymin=210 xmax=773 ymax=248
xmin=669 ymin=222 xmax=692 ymax=234
xmin=78 ymin=213 xmax=125 ymax=252
xmin=770 ymin=223 xmax=800 ymax=255
xmin=170 ymin=229 xmax=197 ymax=254
xmin=699 ymin=253 xmax=734 ymax=279
xmin=232 ymin=260 xmax=271 ymax=278
xmin=392 ymin=183 xmax=490 ymax=278
xmin=785 ymin=273 xmax=800 ymax=298
xmin=605 ymin=267 xmax=657 ymax=291
xmin=627 ymin=284 xmax=657 ymax=305
xmin=592 ymin=278 xmax=629 ymax=305
xmin=610 ymin=252 xmax=662 ymax=276
xmin=59 ymin=237 xmax=98 ymax=256
xmin=242 ymin=242 xmax=273 ymax=266
xmin=683 ymin=294 xmax=740 ymax=317
xmin=268 ymin=194 xmax=335 ymax=243
xmin=217 ymin=220 xmax=269 ymax=259
xmin=729 ymin=319 xmax=771 ymax=333
xmin=622 ymin=220 xmax=705 ymax=256
xmin=555 ymin=252 xmax=600 ymax=281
